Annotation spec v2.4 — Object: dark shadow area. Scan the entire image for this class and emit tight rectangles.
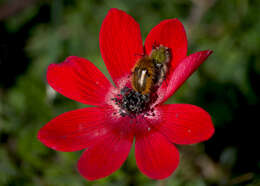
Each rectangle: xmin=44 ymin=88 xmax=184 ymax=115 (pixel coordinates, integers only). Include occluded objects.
xmin=0 ymin=4 xmax=50 ymax=89
xmin=198 ymin=56 xmax=260 ymax=175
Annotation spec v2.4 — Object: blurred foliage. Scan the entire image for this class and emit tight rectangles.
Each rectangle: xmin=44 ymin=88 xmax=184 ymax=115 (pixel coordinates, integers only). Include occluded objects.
xmin=0 ymin=0 xmax=259 ymax=185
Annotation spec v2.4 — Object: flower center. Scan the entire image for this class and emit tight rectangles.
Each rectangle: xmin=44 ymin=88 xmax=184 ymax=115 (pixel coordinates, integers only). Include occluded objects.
xmin=112 ymin=87 xmax=150 ymax=117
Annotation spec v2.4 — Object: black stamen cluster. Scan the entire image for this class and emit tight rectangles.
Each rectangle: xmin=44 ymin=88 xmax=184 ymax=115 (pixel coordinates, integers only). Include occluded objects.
xmin=112 ymin=87 xmax=150 ymax=117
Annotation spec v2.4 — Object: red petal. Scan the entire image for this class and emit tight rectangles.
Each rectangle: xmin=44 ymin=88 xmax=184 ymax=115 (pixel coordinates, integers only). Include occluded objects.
xmin=38 ymin=106 xmax=132 ymax=152
xmin=157 ymin=50 xmax=213 ymax=104
xmin=145 ymin=18 xmax=187 ymax=70
xmin=47 ymin=56 xmax=112 ymax=106
xmin=77 ymin=125 xmax=133 ymax=180
xmin=135 ymin=131 xmax=179 ymax=179
xmin=100 ymin=8 xmax=144 ymax=87
xmin=157 ymin=104 xmax=214 ymax=145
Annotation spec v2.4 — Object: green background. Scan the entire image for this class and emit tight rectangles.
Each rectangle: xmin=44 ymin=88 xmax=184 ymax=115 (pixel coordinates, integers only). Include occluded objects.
xmin=0 ymin=0 xmax=259 ymax=185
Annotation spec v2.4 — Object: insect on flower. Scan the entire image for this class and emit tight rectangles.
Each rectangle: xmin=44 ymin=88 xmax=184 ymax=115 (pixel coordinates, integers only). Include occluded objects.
xmin=131 ymin=56 xmax=155 ymax=95
xmin=131 ymin=44 xmax=170 ymax=96
xmin=150 ymin=44 xmax=171 ymax=86
xmin=38 ymin=8 xmax=215 ymax=181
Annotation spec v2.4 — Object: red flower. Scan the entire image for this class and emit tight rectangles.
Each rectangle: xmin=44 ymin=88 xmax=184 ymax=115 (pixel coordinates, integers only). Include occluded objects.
xmin=38 ymin=8 xmax=214 ymax=180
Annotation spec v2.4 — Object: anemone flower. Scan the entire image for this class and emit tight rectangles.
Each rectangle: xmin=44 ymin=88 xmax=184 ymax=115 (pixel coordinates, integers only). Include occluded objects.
xmin=38 ymin=8 xmax=214 ymax=180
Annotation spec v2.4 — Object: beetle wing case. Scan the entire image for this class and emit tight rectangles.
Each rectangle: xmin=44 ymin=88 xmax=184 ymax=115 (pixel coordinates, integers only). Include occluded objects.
xmin=131 ymin=57 xmax=155 ymax=95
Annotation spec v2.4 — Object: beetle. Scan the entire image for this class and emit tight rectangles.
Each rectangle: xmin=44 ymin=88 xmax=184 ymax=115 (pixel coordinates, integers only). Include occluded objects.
xmin=131 ymin=44 xmax=171 ymax=95
xmin=131 ymin=57 xmax=155 ymax=95
xmin=150 ymin=44 xmax=171 ymax=86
